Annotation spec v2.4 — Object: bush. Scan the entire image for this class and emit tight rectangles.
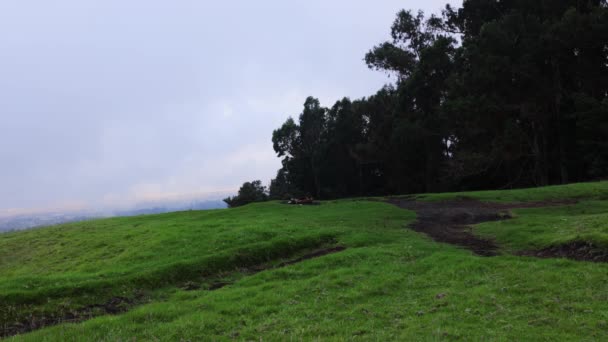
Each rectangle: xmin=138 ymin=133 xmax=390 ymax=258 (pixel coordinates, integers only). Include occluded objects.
xmin=223 ymin=180 xmax=268 ymax=208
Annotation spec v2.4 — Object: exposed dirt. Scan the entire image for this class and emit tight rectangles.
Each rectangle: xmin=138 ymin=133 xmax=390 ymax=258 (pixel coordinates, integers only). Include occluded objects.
xmin=208 ymin=282 xmax=232 ymax=290
xmin=2 ymin=295 xmax=143 ymax=338
xmin=2 ymin=246 xmax=346 ymax=338
xmin=518 ymin=241 xmax=608 ymax=263
xmin=277 ymin=246 xmax=346 ymax=267
xmin=388 ymin=197 xmax=577 ymax=256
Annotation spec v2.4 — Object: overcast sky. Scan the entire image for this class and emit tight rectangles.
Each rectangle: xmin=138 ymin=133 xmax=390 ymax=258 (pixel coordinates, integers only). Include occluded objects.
xmin=0 ymin=0 xmax=459 ymax=216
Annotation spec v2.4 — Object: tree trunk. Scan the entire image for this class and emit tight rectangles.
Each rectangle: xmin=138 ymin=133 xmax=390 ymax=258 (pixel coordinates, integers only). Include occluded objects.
xmin=552 ymin=57 xmax=568 ymax=184
xmin=310 ymin=157 xmax=321 ymax=199
xmin=532 ymin=125 xmax=549 ymax=187
xmin=424 ymin=137 xmax=438 ymax=193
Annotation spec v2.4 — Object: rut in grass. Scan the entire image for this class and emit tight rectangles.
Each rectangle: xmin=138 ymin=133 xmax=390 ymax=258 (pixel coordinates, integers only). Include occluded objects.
xmin=1 ymin=245 xmax=346 ymax=338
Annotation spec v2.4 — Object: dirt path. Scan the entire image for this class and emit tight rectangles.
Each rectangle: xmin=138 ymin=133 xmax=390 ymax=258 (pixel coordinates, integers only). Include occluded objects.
xmin=388 ymin=197 xmax=577 ymax=256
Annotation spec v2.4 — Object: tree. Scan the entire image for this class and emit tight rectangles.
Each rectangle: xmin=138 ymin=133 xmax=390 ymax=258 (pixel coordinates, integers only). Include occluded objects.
xmin=321 ymin=98 xmax=366 ymax=197
xmin=366 ymin=9 xmax=456 ymax=192
xmin=267 ymin=1 xmax=608 ymax=198
xmin=269 ymin=167 xmax=300 ymax=200
xmin=439 ymin=0 xmax=608 ymax=187
xmin=272 ymin=97 xmax=327 ymax=198
xmin=223 ymin=180 xmax=268 ymax=208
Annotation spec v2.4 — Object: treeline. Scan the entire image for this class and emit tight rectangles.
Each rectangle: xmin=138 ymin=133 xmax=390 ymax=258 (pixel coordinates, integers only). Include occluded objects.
xmin=268 ymin=0 xmax=608 ymax=200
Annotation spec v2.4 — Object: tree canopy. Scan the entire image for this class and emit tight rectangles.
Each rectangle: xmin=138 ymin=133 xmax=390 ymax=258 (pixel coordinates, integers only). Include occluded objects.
xmin=223 ymin=180 xmax=268 ymax=208
xmin=269 ymin=0 xmax=608 ymax=199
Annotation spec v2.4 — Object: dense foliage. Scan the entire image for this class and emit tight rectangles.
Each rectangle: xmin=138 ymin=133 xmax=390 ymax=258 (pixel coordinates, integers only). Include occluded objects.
xmin=271 ymin=0 xmax=608 ymax=199
xmin=223 ymin=180 xmax=268 ymax=208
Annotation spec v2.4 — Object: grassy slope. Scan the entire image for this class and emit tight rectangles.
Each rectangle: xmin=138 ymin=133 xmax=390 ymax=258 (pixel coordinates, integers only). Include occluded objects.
xmin=2 ymin=182 xmax=608 ymax=341
xmin=0 ymin=202 xmax=394 ymax=327
xmin=421 ymin=181 xmax=608 ymax=250
xmin=476 ymin=200 xmax=608 ymax=251
xmin=419 ymin=180 xmax=608 ymax=202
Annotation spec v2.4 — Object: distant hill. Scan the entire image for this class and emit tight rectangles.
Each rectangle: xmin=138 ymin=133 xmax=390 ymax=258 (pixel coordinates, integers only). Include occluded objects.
xmin=0 ymin=199 xmax=226 ymax=232
xmin=113 ymin=199 xmax=227 ymax=217
xmin=0 ymin=213 xmax=98 ymax=233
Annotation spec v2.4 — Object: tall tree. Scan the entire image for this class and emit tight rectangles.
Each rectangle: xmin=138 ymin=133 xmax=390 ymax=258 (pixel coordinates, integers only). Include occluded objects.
xmin=366 ymin=10 xmax=456 ymax=192
xmin=322 ymin=98 xmax=366 ymax=197
xmin=268 ymin=1 xmax=608 ymax=198
xmin=440 ymin=0 xmax=608 ymax=187
xmin=272 ymin=97 xmax=327 ymax=198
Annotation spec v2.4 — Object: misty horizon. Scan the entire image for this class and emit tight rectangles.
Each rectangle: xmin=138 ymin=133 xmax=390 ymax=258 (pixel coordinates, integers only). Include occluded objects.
xmin=0 ymin=0 xmax=456 ymax=216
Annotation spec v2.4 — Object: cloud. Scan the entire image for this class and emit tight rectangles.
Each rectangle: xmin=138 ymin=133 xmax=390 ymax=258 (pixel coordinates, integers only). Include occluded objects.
xmin=0 ymin=0 xmax=460 ymax=214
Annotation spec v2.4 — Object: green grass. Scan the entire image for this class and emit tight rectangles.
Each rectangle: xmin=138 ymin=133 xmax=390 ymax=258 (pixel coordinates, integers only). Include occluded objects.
xmin=419 ymin=180 xmax=608 ymax=202
xmin=2 ymin=182 xmax=608 ymax=341
xmin=475 ymin=200 xmax=608 ymax=251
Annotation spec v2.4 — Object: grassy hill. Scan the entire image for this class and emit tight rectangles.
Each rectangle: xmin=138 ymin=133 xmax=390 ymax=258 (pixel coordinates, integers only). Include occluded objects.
xmin=2 ymin=182 xmax=608 ymax=340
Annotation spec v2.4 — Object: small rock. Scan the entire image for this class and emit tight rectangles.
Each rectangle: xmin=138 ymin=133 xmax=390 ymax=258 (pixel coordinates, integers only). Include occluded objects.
xmin=436 ymin=293 xmax=447 ymax=299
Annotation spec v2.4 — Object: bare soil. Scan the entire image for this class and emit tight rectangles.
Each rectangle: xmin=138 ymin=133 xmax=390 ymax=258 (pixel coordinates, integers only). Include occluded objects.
xmin=518 ymin=241 xmax=608 ymax=262
xmin=388 ymin=197 xmax=577 ymax=256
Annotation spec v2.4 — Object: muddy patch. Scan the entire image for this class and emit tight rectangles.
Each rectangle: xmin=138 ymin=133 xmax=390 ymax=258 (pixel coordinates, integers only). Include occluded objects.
xmin=519 ymin=241 xmax=608 ymax=263
xmin=388 ymin=198 xmax=577 ymax=256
